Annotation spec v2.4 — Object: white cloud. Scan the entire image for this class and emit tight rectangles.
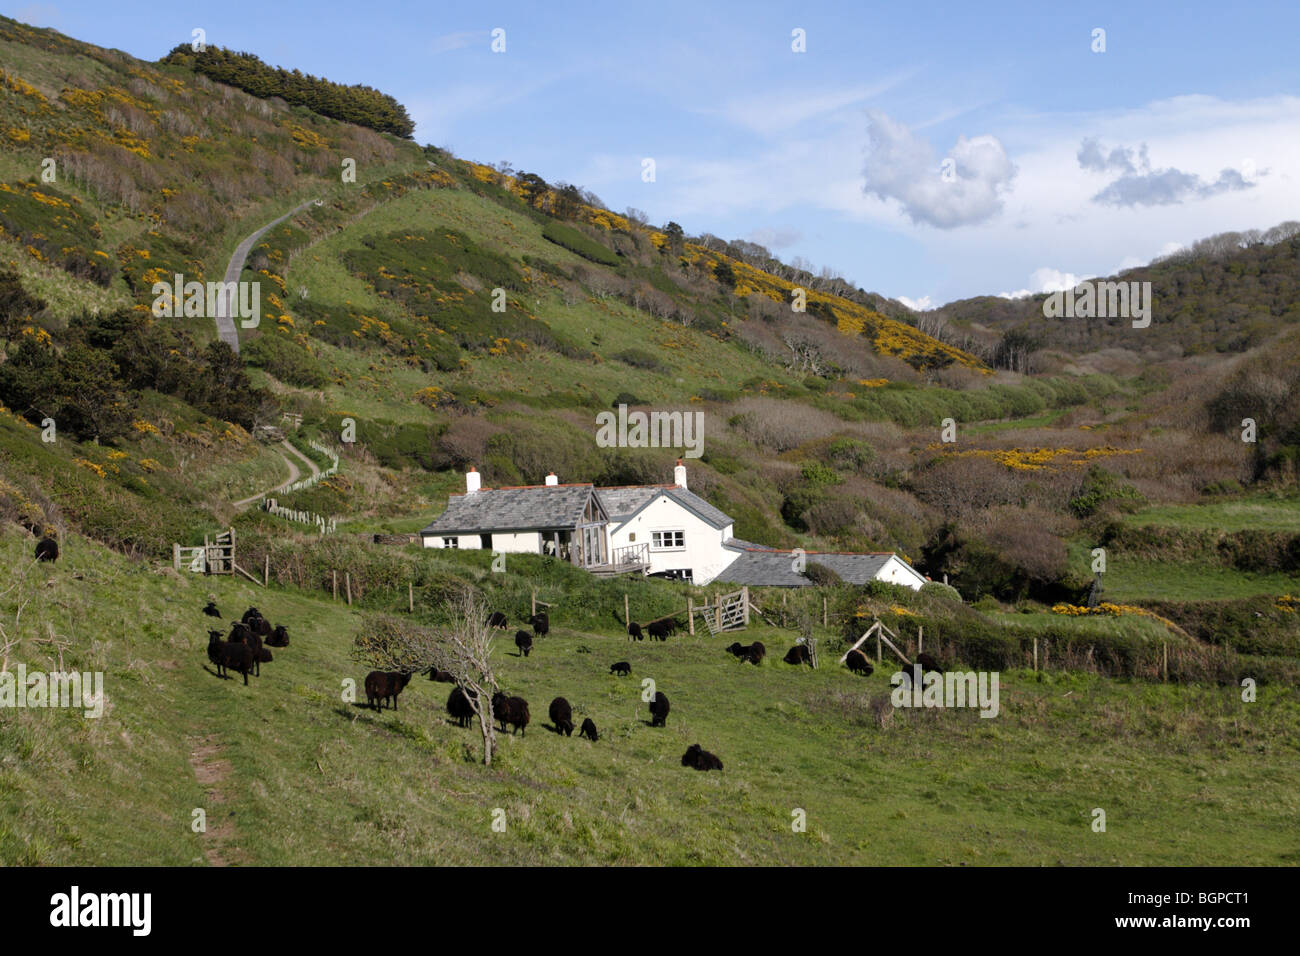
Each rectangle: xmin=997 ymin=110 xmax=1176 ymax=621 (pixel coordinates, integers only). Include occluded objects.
xmin=861 ymin=110 xmax=1018 ymax=229
xmin=996 ymin=267 xmax=1094 ymax=299
xmin=431 ymin=31 xmax=484 ymax=54
xmin=897 ymin=295 xmax=933 ymax=311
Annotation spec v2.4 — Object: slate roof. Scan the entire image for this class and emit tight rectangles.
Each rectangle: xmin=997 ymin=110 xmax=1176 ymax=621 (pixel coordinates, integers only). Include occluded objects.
xmin=715 ymin=541 xmax=925 ymax=588
xmin=420 ymin=484 xmax=597 ymax=535
xmin=596 ymin=485 xmax=733 ymax=530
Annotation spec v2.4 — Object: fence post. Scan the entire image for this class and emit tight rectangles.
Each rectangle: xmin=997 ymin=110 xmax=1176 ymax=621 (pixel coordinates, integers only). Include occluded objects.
xmin=345 ymin=572 xmax=352 ymax=606
xmin=876 ymin=630 xmax=881 ymax=665
xmin=918 ymin=626 xmax=923 ymax=655
xmin=742 ymin=587 xmax=749 ymax=626
xmin=264 ymin=554 xmax=269 ymax=587
xmin=624 ymin=593 xmax=630 ymax=629
xmin=173 ymin=543 xmax=181 ymax=572
xmin=409 ymin=581 xmax=414 ymax=613
xmin=332 ymin=570 xmax=338 ymax=601
xmin=1033 ymin=637 xmax=1039 ymax=672
xmin=1162 ymin=642 xmax=1168 ymax=681
xmin=532 ymin=589 xmax=537 ymax=617
xmin=688 ymin=598 xmax=695 ymax=635
xmin=822 ymin=597 xmax=827 ymax=628
xmin=715 ymin=592 xmax=721 ymax=631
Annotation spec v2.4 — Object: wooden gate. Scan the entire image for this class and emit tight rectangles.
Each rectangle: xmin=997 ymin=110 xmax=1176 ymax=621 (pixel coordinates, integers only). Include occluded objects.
xmin=694 ymin=587 xmax=749 ymax=635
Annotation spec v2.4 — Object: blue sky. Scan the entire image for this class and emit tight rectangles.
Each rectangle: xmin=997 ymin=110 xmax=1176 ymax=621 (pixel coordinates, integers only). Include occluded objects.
xmin=6 ymin=0 xmax=1299 ymax=307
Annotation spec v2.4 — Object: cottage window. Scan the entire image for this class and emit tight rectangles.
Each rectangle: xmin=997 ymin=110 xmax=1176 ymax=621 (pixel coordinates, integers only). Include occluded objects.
xmin=442 ymin=537 xmax=459 ymax=549
xmin=651 ymin=530 xmax=685 ymax=550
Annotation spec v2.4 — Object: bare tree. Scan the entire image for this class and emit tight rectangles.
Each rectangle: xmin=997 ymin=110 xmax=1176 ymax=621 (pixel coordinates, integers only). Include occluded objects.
xmin=351 ymin=590 xmax=500 ymax=765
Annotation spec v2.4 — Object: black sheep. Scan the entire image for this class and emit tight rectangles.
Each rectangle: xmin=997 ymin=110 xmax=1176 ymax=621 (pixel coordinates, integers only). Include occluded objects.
xmin=241 ymin=607 xmax=262 ymax=625
xmin=725 ymin=642 xmax=746 ymax=657
xmin=446 ymin=686 xmax=477 ymax=727
xmin=578 ymin=717 xmax=599 ymax=741
xmin=743 ymin=641 xmax=766 ymax=665
xmin=609 ymin=661 xmax=631 ymax=676
xmin=251 ymin=615 xmax=272 ymax=638
xmin=427 ymin=667 xmax=456 ymax=683
xmin=784 ymin=644 xmax=811 ymax=666
xmin=365 ymin=671 xmax=413 ymax=711
xmin=916 ymin=652 xmax=943 ymax=675
xmin=529 ymin=612 xmax=549 ymax=637
xmin=202 ymin=601 xmax=222 ymax=619
xmin=681 ymin=743 xmax=723 ymax=771
xmin=486 ymin=611 xmax=508 ymax=629
xmin=228 ymin=622 xmax=265 ymax=677
xmin=845 ymin=649 xmax=873 ymax=676
xmin=646 ymin=621 xmax=668 ymax=641
xmin=548 ymin=697 xmax=574 ymax=736
xmin=491 ymin=691 xmax=530 ymax=736
xmin=34 ymin=537 xmax=58 ymax=562
xmin=649 ymin=691 xmax=670 ymax=727
xmin=627 ymin=622 xmax=643 ymax=642
xmin=514 ymin=630 xmax=533 ymax=657
xmin=207 ymin=630 xmax=252 ymax=685
xmin=266 ymin=624 xmax=290 ymax=647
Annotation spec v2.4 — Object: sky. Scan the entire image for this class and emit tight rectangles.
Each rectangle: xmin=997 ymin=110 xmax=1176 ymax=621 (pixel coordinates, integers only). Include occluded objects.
xmin=5 ymin=0 xmax=1299 ymax=308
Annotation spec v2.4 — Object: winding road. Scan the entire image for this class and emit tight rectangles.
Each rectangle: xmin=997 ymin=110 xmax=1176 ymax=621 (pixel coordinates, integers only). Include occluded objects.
xmin=213 ymin=198 xmax=319 ymax=354
xmin=233 ymin=439 xmax=322 ymax=509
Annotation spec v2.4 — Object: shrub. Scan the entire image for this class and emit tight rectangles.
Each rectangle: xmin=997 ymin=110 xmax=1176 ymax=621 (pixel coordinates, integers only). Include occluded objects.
xmin=541 ymin=221 xmax=621 ymax=266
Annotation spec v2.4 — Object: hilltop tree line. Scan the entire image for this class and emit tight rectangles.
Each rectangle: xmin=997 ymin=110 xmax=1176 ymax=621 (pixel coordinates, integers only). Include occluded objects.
xmin=161 ymin=45 xmax=415 ymax=139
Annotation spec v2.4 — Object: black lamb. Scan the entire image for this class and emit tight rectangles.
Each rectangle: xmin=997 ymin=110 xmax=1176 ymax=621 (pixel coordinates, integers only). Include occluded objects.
xmin=681 ymin=743 xmax=723 ymax=771
xmin=578 ymin=717 xmax=599 ymax=741
xmin=609 ymin=661 xmax=631 ymax=676
xmin=514 ymin=630 xmax=533 ymax=657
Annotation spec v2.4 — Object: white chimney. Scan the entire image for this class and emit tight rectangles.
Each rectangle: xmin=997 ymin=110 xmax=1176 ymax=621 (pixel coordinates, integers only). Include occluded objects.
xmin=466 ymin=467 xmax=481 ymax=494
xmin=545 ymin=472 xmax=558 ymax=486
xmin=674 ymin=459 xmax=686 ymax=489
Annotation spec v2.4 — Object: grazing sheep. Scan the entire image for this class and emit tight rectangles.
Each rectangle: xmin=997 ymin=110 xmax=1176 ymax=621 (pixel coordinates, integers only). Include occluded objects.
xmin=916 ymin=652 xmax=943 ymax=675
xmin=681 ymin=743 xmax=723 ymax=771
xmin=845 ymin=649 xmax=873 ymax=676
xmin=664 ymin=618 xmax=680 ymax=636
xmin=725 ymin=642 xmax=746 ymax=657
xmin=646 ymin=621 xmax=669 ymax=641
xmin=627 ymin=622 xmax=643 ymax=642
xmin=548 ymin=697 xmax=574 ymax=736
xmin=34 ymin=536 xmax=58 ymax=562
xmin=266 ymin=624 xmax=290 ymax=648
xmin=206 ymin=630 xmax=252 ymax=685
xmin=202 ymin=600 xmax=221 ymax=619
xmin=491 ymin=691 xmax=531 ymax=736
xmin=426 ymin=667 xmax=456 ymax=683
xmin=365 ymin=671 xmax=413 ymax=711
xmin=578 ymin=717 xmax=599 ymax=741
xmin=514 ymin=630 xmax=533 ymax=657
xmin=227 ymin=622 xmax=265 ymax=677
xmin=609 ymin=661 xmax=631 ymax=676
xmin=486 ymin=611 xmax=508 ymax=629
xmin=529 ymin=612 xmax=549 ymax=637
xmin=446 ymin=686 xmax=477 ymax=727
xmin=784 ymin=644 xmax=812 ymax=666
xmin=649 ymin=691 xmax=670 ymax=727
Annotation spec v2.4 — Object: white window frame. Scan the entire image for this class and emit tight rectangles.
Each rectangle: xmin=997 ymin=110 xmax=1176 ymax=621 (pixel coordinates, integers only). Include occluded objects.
xmin=651 ymin=530 xmax=685 ymax=551
xmin=442 ymin=537 xmax=459 ymax=549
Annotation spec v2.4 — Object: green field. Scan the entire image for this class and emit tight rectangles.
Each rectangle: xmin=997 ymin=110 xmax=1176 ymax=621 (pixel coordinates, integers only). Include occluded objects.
xmin=4 ymin=524 xmax=1298 ymax=866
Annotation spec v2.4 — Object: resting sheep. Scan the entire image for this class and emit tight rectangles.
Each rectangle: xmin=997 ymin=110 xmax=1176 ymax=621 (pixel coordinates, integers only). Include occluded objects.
xmin=266 ymin=624 xmax=290 ymax=647
xmin=649 ymin=691 xmax=670 ymax=727
xmin=365 ymin=671 xmax=413 ymax=711
xmin=783 ymin=644 xmax=812 ymax=666
xmin=446 ymin=686 xmax=477 ymax=727
xmin=916 ymin=652 xmax=943 ymax=675
xmin=578 ymin=717 xmax=599 ymax=741
xmin=727 ymin=641 xmax=765 ymax=664
xmin=514 ymin=630 xmax=533 ymax=657
xmin=202 ymin=600 xmax=221 ymax=619
xmin=681 ymin=743 xmax=723 ymax=771
xmin=207 ymin=630 xmax=252 ymax=685
xmin=486 ymin=611 xmax=508 ymax=629
xmin=548 ymin=697 xmax=574 ymax=736
xmin=491 ymin=692 xmax=530 ymax=736
xmin=609 ymin=661 xmax=631 ymax=676
xmin=627 ymin=622 xmax=643 ymax=642
xmin=845 ymin=649 xmax=873 ymax=676
xmin=241 ymin=607 xmax=262 ymax=625
xmin=427 ymin=667 xmax=456 ymax=683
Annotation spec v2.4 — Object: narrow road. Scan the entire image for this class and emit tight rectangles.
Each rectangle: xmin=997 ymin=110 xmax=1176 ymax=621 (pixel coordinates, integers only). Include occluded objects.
xmin=232 ymin=440 xmax=322 ymax=509
xmin=213 ymin=199 xmax=319 ymax=354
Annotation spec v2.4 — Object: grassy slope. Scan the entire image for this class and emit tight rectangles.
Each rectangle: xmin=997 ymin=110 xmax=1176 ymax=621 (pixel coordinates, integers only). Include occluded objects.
xmin=4 ymin=524 xmax=1298 ymax=866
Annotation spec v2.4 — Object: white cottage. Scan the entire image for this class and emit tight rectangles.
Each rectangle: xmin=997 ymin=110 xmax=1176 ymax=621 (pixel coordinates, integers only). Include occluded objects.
xmin=419 ymin=463 xmax=928 ymax=589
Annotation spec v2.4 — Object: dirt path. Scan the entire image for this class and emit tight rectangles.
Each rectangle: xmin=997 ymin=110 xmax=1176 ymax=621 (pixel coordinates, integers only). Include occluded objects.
xmin=187 ymin=734 xmax=238 ymax=867
xmin=232 ymin=439 xmax=321 ymax=509
xmin=213 ymin=198 xmax=319 ymax=354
